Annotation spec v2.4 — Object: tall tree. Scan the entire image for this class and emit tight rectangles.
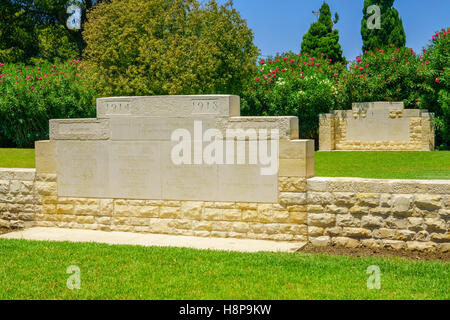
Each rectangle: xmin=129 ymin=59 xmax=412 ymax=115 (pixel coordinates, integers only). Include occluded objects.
xmin=0 ymin=0 xmax=38 ymax=62
xmin=361 ymin=0 xmax=406 ymax=51
xmin=0 ymin=0 xmax=103 ymax=63
xmin=300 ymin=2 xmax=344 ymax=63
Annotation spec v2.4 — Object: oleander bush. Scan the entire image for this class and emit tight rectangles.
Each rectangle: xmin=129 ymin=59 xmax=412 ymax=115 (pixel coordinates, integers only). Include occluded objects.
xmin=338 ymin=46 xmax=424 ymax=108
xmin=241 ymin=52 xmax=345 ymax=142
xmin=0 ymin=60 xmax=97 ymax=148
xmin=420 ymin=28 xmax=450 ymax=149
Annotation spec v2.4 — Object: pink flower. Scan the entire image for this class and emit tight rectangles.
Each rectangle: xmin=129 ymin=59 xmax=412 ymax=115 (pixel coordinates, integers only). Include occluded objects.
xmin=365 ymin=64 xmax=369 ymax=68
xmin=31 ymin=86 xmax=35 ymax=91
xmin=360 ymin=67 xmax=364 ymax=71
xmin=435 ymin=78 xmax=440 ymax=83
xmin=290 ymin=59 xmax=295 ymax=64
xmin=255 ymin=77 xmax=259 ymax=81
xmin=334 ymin=73 xmax=338 ymax=77
xmin=392 ymin=57 xmax=395 ymax=61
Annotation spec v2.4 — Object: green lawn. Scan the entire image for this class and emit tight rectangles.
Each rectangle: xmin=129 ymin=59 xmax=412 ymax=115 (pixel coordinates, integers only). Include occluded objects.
xmin=0 ymin=239 xmax=448 ymax=300
xmin=0 ymin=148 xmax=449 ymax=180
xmin=0 ymin=148 xmax=35 ymax=169
xmin=315 ymin=151 xmax=450 ymax=180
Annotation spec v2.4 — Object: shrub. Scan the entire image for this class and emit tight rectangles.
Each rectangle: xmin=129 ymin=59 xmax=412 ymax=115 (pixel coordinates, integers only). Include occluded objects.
xmin=338 ymin=46 xmax=425 ymax=108
xmin=420 ymin=27 xmax=450 ymax=149
xmin=241 ymin=52 xmax=345 ymax=141
xmin=0 ymin=60 xmax=97 ymax=148
xmin=82 ymin=0 xmax=259 ymax=97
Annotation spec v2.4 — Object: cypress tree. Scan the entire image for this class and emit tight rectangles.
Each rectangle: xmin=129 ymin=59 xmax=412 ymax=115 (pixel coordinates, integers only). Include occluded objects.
xmin=300 ymin=2 xmax=344 ymax=63
xmin=361 ymin=0 xmax=406 ymax=51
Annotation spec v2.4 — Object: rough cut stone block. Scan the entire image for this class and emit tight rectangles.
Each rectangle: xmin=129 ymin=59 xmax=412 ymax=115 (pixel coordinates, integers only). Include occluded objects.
xmin=392 ymin=195 xmax=413 ymax=215
xmin=310 ymin=236 xmax=331 ymax=247
xmin=406 ymin=241 xmax=437 ymax=252
xmin=414 ymin=195 xmax=442 ymax=210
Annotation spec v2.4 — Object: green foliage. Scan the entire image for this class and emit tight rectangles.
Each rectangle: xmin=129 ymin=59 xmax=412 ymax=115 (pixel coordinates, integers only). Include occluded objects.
xmin=82 ymin=0 xmax=259 ymax=97
xmin=420 ymin=28 xmax=450 ymax=149
xmin=241 ymin=52 xmax=345 ymax=141
xmin=0 ymin=1 xmax=39 ymax=63
xmin=0 ymin=61 xmax=97 ymax=147
xmin=301 ymin=2 xmax=344 ymax=63
xmin=338 ymin=46 xmax=423 ymax=108
xmin=0 ymin=1 xmax=103 ymax=63
xmin=37 ymin=24 xmax=80 ymax=63
xmin=361 ymin=0 xmax=406 ymax=51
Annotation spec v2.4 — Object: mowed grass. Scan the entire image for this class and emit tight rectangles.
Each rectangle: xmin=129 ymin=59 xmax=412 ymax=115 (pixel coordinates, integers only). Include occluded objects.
xmin=315 ymin=151 xmax=450 ymax=180
xmin=0 ymin=148 xmax=35 ymax=169
xmin=0 ymin=239 xmax=448 ymax=300
xmin=0 ymin=148 xmax=449 ymax=180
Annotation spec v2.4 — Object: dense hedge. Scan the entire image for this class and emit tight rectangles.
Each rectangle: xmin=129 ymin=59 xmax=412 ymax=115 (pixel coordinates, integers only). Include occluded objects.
xmin=0 ymin=60 xmax=97 ymax=148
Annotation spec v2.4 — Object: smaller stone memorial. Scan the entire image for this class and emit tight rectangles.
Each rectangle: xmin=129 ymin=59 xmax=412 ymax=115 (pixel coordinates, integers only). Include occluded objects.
xmin=319 ymin=102 xmax=435 ymax=151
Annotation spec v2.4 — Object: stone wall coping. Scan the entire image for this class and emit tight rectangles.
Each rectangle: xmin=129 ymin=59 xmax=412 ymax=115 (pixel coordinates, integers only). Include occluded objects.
xmin=307 ymin=176 xmax=450 ymax=194
xmin=0 ymin=168 xmax=36 ymax=181
xmin=308 ymin=177 xmax=450 ymax=184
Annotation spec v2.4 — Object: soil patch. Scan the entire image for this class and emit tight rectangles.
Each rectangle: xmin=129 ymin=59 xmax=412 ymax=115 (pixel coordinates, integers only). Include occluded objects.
xmin=298 ymin=243 xmax=450 ymax=262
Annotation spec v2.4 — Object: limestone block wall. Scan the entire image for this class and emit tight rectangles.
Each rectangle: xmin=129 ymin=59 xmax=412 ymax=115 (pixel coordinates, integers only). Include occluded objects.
xmin=307 ymin=177 xmax=450 ymax=252
xmin=319 ymin=102 xmax=435 ymax=151
xmin=32 ymin=172 xmax=309 ymax=242
xmin=0 ymin=167 xmax=449 ymax=252
xmin=0 ymin=168 xmax=36 ymax=230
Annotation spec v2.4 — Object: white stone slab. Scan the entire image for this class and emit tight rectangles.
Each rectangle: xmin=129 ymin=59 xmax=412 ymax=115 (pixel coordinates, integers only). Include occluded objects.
xmin=56 ymin=139 xmax=278 ymax=202
xmin=346 ymin=118 xmax=411 ymax=142
xmin=97 ymin=95 xmax=240 ymax=118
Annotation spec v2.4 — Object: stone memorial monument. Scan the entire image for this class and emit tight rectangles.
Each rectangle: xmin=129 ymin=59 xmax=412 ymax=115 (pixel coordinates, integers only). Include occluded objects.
xmin=34 ymin=95 xmax=314 ymax=241
xmin=319 ymin=102 xmax=435 ymax=151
